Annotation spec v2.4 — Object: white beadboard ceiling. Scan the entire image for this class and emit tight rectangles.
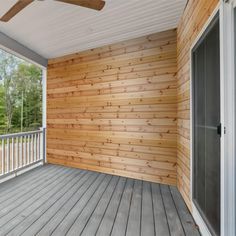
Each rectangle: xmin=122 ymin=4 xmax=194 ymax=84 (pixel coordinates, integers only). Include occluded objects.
xmin=0 ymin=0 xmax=187 ymax=59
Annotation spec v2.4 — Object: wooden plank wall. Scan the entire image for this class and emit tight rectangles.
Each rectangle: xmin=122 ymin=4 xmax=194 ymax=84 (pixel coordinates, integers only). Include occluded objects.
xmin=176 ymin=0 xmax=219 ymax=209
xmin=47 ymin=29 xmax=177 ymax=186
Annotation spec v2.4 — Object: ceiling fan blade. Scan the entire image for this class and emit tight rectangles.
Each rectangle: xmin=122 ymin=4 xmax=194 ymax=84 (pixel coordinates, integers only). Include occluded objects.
xmin=0 ymin=0 xmax=34 ymax=22
xmin=55 ymin=0 xmax=105 ymax=11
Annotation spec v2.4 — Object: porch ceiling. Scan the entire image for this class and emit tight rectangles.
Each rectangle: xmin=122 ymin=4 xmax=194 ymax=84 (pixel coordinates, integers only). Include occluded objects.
xmin=0 ymin=0 xmax=187 ymax=59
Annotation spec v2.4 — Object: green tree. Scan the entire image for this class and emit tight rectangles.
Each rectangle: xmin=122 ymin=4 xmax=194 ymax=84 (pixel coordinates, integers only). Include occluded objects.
xmin=0 ymin=50 xmax=42 ymax=134
xmin=12 ymin=63 xmax=42 ymax=131
xmin=0 ymin=84 xmax=6 ymax=132
xmin=0 ymin=51 xmax=20 ymax=132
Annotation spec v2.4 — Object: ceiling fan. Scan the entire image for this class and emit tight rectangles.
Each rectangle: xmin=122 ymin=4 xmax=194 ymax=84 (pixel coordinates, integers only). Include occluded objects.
xmin=0 ymin=0 xmax=106 ymax=22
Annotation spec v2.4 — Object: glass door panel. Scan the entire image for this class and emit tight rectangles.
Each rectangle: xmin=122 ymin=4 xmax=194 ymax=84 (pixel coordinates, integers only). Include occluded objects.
xmin=192 ymin=14 xmax=221 ymax=236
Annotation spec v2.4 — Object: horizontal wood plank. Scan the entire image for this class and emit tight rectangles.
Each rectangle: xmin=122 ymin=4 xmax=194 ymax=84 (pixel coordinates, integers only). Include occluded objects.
xmin=47 ymin=29 xmax=178 ymax=185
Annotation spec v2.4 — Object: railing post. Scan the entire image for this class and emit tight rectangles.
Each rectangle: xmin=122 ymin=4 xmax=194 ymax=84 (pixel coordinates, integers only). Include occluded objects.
xmin=42 ymin=127 xmax=46 ymax=164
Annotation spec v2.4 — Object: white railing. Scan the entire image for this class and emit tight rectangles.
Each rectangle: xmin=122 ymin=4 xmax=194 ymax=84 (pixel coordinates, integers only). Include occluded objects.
xmin=0 ymin=128 xmax=46 ymax=178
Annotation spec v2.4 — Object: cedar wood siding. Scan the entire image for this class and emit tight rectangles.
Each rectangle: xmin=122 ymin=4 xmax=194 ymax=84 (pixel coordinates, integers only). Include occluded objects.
xmin=47 ymin=29 xmax=178 ymax=186
xmin=176 ymin=0 xmax=219 ymax=210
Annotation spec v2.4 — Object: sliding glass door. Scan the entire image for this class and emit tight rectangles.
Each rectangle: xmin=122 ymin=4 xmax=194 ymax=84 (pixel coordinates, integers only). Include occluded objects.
xmin=192 ymin=14 xmax=221 ymax=236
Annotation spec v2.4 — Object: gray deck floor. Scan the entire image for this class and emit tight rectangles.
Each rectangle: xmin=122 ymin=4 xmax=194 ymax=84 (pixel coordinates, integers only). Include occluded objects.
xmin=0 ymin=164 xmax=200 ymax=236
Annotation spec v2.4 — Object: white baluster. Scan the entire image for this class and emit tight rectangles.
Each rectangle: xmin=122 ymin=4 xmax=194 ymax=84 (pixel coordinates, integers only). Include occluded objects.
xmin=2 ymin=139 xmax=5 ymax=175
xmin=7 ymin=138 xmax=10 ymax=173
xmin=16 ymin=137 xmax=19 ymax=170
xmin=12 ymin=137 xmax=14 ymax=171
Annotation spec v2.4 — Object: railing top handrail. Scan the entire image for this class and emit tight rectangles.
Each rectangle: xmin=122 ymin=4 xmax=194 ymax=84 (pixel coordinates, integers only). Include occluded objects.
xmin=0 ymin=129 xmax=43 ymax=139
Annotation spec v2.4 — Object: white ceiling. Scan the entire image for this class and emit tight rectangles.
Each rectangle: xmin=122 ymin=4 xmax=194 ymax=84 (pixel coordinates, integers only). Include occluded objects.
xmin=0 ymin=0 xmax=187 ymax=59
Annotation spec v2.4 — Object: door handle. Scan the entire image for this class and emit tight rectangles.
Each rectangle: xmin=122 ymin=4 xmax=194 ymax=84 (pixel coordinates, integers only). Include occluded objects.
xmin=217 ymin=123 xmax=221 ymax=136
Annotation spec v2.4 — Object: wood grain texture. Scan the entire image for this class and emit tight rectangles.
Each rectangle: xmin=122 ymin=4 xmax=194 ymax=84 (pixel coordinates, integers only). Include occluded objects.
xmin=176 ymin=0 xmax=219 ymax=210
xmin=47 ymin=29 xmax=177 ymax=186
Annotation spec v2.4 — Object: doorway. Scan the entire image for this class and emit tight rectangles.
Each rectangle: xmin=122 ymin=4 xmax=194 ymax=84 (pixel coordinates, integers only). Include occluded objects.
xmin=192 ymin=14 xmax=221 ymax=236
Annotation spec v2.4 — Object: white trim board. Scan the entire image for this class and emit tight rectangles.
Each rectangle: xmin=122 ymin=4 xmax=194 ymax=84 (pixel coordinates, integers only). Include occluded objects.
xmin=0 ymin=31 xmax=47 ymax=68
xmin=42 ymin=69 xmax=47 ymax=163
xmin=192 ymin=204 xmax=211 ymax=236
xmin=220 ymin=0 xmax=236 ymax=235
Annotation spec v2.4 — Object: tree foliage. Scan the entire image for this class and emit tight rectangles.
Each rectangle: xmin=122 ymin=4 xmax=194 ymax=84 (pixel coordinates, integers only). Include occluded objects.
xmin=0 ymin=50 xmax=42 ymax=134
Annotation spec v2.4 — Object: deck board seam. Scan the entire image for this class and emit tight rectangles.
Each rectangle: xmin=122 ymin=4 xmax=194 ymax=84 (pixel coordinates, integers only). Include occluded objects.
xmin=140 ymin=180 xmax=143 ymax=236
xmin=125 ymin=179 xmax=135 ymax=236
xmin=160 ymin=184 xmax=171 ymax=236
xmin=109 ymin=178 xmax=128 ymax=236
xmin=169 ymin=186 xmax=187 ymax=236
xmin=151 ymin=182 xmax=156 ymax=236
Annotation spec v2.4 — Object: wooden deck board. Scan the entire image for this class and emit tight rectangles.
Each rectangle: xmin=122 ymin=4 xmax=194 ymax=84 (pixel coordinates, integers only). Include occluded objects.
xmin=67 ymin=175 xmax=115 ymax=235
xmin=51 ymin=173 xmax=107 ymax=236
xmin=20 ymin=171 xmax=90 ymax=236
xmin=0 ymin=164 xmax=200 ymax=236
xmin=7 ymin=169 xmax=84 ymax=236
xmin=96 ymin=177 xmax=126 ymax=236
xmin=126 ymin=180 xmax=142 ymax=236
xmin=80 ymin=176 xmax=119 ymax=236
xmin=170 ymin=186 xmax=200 ymax=236
xmin=141 ymin=181 xmax=155 ymax=236
xmin=0 ymin=165 xmax=59 ymax=205
xmin=161 ymin=185 xmax=186 ymax=236
xmin=37 ymin=172 xmax=98 ymax=236
xmin=0 ymin=168 xmax=78 ymax=235
xmin=151 ymin=183 xmax=170 ymax=236
xmin=111 ymin=178 xmax=134 ymax=236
